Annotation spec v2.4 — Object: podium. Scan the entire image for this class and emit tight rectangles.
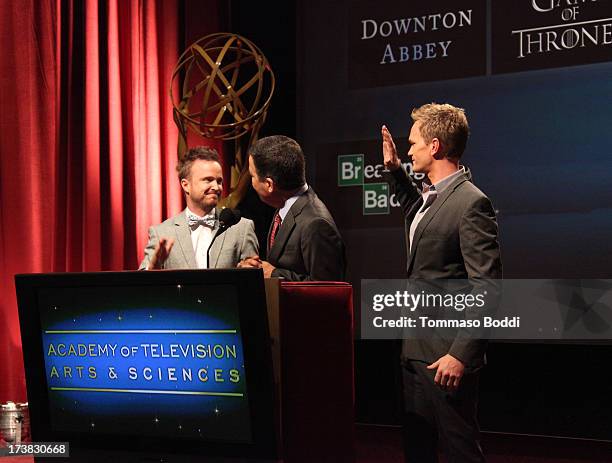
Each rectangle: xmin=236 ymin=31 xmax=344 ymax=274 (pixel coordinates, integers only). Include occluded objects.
xmin=15 ymin=270 xmax=354 ymax=462
xmin=265 ymin=279 xmax=355 ymax=463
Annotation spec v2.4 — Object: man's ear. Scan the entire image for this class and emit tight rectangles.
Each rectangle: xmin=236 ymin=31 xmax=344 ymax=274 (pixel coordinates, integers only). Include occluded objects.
xmin=265 ymin=177 xmax=275 ymax=193
xmin=430 ymin=138 xmax=443 ymax=159
xmin=180 ymin=178 xmax=190 ymax=195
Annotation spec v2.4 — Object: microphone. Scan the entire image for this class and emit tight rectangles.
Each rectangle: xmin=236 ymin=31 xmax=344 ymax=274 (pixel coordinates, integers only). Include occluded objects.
xmin=218 ymin=207 xmax=241 ymax=228
xmin=207 ymin=208 xmax=241 ymax=267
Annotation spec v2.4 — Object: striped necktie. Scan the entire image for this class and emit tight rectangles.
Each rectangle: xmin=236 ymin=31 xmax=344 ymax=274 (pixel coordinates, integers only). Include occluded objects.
xmin=269 ymin=212 xmax=282 ymax=250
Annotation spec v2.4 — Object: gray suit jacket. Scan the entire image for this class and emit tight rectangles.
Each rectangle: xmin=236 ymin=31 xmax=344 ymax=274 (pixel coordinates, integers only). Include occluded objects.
xmin=391 ymin=167 xmax=502 ymax=370
xmin=139 ymin=209 xmax=259 ymax=270
xmin=269 ymin=188 xmax=345 ymax=281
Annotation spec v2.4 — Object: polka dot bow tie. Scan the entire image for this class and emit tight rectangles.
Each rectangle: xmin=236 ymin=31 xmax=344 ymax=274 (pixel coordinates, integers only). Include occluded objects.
xmin=186 ymin=211 xmax=216 ymax=229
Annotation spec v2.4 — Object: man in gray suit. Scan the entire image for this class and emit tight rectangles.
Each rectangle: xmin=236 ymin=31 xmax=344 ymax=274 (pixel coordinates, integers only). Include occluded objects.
xmin=239 ymin=135 xmax=345 ymax=281
xmin=140 ymin=146 xmax=258 ymax=270
xmin=382 ymin=103 xmax=502 ymax=462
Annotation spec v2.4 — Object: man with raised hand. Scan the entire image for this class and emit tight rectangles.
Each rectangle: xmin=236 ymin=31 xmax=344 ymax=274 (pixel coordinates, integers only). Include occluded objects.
xmin=140 ymin=146 xmax=258 ymax=270
xmin=382 ymin=103 xmax=502 ymax=462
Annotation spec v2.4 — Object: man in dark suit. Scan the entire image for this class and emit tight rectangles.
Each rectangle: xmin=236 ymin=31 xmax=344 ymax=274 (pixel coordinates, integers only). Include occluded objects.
xmin=382 ymin=103 xmax=502 ymax=462
xmin=240 ymin=135 xmax=345 ymax=281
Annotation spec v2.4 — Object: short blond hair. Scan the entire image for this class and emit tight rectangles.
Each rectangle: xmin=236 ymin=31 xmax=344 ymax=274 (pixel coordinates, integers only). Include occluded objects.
xmin=177 ymin=146 xmax=221 ymax=181
xmin=411 ymin=103 xmax=469 ymax=159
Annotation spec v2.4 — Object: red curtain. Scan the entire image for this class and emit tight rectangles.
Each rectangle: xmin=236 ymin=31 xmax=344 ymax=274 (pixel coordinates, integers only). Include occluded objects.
xmin=0 ymin=0 xmax=222 ymax=403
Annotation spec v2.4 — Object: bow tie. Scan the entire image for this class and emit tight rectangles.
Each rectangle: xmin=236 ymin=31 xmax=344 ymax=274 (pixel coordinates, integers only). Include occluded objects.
xmin=422 ymin=183 xmax=436 ymax=194
xmin=186 ymin=211 xmax=216 ymax=229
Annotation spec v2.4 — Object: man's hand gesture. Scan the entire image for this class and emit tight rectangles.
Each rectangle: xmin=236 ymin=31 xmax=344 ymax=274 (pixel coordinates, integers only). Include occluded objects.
xmin=382 ymin=125 xmax=401 ymax=171
xmin=147 ymin=237 xmax=175 ymax=270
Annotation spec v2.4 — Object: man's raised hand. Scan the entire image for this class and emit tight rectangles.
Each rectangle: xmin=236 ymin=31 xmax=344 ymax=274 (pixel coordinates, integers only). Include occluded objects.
xmin=382 ymin=125 xmax=401 ymax=171
xmin=147 ymin=237 xmax=175 ymax=270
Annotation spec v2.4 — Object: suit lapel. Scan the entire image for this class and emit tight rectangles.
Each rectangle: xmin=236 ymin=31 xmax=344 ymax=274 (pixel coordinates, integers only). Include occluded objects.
xmin=208 ymin=209 xmax=224 ymax=268
xmin=174 ymin=210 xmax=197 ymax=268
xmin=407 ymin=197 xmax=423 ymax=223
xmin=267 ymin=191 xmax=309 ymax=262
xmin=407 ymin=173 xmax=470 ymax=270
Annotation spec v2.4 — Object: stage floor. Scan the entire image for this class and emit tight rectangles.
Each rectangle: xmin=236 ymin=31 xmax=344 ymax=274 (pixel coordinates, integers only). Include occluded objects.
xmin=2 ymin=427 xmax=611 ymax=462
xmin=356 ymin=424 xmax=612 ymax=463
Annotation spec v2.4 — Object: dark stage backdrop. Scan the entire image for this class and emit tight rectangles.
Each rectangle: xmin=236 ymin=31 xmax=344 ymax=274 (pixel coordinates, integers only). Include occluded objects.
xmin=297 ymin=0 xmax=612 ymax=438
xmin=0 ymin=0 xmax=227 ymax=403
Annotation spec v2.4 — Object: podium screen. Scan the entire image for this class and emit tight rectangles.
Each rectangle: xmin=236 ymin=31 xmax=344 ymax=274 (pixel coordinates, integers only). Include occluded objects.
xmin=16 ymin=269 xmax=276 ymax=460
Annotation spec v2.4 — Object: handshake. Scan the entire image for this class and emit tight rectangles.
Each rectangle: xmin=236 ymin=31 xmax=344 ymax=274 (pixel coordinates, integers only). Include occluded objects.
xmin=237 ymin=255 xmax=276 ymax=278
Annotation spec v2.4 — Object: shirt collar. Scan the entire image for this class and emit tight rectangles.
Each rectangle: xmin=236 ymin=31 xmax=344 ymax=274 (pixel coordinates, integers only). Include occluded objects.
xmin=278 ymin=183 xmax=309 ymax=221
xmin=422 ymin=166 xmax=466 ymax=196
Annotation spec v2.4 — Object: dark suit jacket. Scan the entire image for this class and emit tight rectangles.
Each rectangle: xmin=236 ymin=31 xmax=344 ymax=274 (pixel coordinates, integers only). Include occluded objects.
xmin=268 ymin=188 xmax=346 ymax=281
xmin=391 ymin=167 xmax=502 ymax=370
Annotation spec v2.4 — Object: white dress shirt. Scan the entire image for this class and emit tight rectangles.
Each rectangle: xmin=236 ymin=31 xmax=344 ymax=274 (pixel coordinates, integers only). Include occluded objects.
xmin=187 ymin=207 xmax=215 ymax=269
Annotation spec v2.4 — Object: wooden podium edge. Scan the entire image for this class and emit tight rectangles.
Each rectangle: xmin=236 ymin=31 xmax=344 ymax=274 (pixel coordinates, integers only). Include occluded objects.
xmin=264 ymin=277 xmax=283 ymax=459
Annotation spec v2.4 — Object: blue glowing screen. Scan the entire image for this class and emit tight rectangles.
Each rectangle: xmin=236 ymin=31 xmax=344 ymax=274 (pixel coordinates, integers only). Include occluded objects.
xmin=37 ymin=283 xmax=252 ymax=442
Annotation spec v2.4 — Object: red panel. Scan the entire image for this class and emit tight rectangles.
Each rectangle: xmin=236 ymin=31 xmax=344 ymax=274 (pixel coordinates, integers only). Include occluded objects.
xmin=279 ymin=282 xmax=356 ymax=462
